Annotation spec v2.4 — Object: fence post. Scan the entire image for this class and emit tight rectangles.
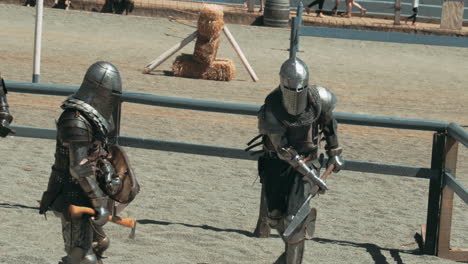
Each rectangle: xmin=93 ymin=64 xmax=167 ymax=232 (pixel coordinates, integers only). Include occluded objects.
xmin=438 ymin=136 xmax=459 ymax=259
xmin=424 ymin=132 xmax=446 ymax=255
xmin=394 ymin=0 xmax=401 ymax=25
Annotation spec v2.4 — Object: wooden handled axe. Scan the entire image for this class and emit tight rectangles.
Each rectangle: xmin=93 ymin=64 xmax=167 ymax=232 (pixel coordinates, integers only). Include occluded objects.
xmin=69 ymin=205 xmax=137 ymax=239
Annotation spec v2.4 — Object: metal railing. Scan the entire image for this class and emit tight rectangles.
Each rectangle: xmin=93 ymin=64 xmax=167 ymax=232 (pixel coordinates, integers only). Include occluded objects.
xmin=5 ymin=79 xmax=468 ymax=260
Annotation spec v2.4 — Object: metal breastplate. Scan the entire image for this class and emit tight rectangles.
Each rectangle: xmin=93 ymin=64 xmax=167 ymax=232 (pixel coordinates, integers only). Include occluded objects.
xmin=286 ymin=124 xmax=318 ymax=155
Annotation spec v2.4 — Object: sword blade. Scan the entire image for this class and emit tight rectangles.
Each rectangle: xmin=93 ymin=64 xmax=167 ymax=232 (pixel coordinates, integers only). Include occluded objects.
xmin=283 ymin=164 xmax=335 ymax=237
xmin=283 ymin=194 xmax=313 ymax=237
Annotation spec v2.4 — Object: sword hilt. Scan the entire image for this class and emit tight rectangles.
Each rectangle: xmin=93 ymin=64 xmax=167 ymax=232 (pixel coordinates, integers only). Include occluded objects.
xmin=310 ymin=164 xmax=335 ymax=194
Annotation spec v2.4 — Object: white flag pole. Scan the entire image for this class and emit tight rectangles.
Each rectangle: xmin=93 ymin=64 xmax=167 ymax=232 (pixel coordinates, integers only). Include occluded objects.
xmin=33 ymin=0 xmax=44 ymax=83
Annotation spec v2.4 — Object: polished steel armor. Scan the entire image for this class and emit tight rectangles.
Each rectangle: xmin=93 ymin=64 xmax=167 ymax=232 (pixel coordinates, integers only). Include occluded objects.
xmin=279 ymin=58 xmax=310 ymax=116
xmin=39 ymin=62 xmax=137 ymax=264
xmin=71 ymin=61 xmax=122 ymax=139
xmin=249 ymin=58 xmax=344 ymax=264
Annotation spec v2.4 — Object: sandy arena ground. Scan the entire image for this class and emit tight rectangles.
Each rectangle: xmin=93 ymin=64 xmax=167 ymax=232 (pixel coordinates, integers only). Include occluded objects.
xmin=0 ymin=4 xmax=467 ymax=264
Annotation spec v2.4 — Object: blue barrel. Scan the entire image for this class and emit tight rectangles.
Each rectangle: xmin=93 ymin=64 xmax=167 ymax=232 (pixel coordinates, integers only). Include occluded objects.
xmin=263 ymin=0 xmax=290 ymax=27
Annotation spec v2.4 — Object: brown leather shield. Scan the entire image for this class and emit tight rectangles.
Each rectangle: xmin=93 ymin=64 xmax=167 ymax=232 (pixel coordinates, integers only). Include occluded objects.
xmin=108 ymin=145 xmax=140 ymax=204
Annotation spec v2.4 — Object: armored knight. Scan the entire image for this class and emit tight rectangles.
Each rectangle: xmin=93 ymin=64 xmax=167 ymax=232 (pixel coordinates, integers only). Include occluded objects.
xmin=39 ymin=61 xmax=139 ymax=264
xmin=0 ymin=76 xmax=14 ymax=137
xmin=248 ymin=57 xmax=344 ymax=263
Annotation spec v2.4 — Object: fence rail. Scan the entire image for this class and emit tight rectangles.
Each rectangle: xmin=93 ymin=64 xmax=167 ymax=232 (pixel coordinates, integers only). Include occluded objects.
xmin=5 ymin=80 xmax=449 ymax=131
xmin=444 ymin=171 xmax=468 ymax=204
xmin=10 ymin=125 xmax=436 ymax=178
xmin=5 ymin=79 xmax=468 ymax=261
xmin=447 ymin=122 xmax=468 ymax=148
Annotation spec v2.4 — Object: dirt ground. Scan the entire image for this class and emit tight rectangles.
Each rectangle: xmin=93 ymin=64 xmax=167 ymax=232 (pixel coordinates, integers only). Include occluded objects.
xmin=0 ymin=4 xmax=467 ymax=264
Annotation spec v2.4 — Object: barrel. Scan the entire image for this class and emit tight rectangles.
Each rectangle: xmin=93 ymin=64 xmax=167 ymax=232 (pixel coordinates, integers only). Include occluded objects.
xmin=263 ymin=0 xmax=290 ymax=28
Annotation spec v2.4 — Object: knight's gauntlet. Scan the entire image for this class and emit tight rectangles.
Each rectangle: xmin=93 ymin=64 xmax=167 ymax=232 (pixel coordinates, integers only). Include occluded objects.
xmin=0 ymin=111 xmax=14 ymax=137
xmin=326 ymin=147 xmax=344 ymax=173
xmin=100 ymin=159 xmax=121 ymax=196
xmin=70 ymin=162 xmax=110 ymax=225
xmin=279 ymin=147 xmax=328 ymax=191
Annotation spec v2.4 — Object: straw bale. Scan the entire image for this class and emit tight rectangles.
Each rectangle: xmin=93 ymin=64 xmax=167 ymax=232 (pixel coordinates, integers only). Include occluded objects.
xmin=197 ymin=4 xmax=224 ymax=38
xmin=199 ymin=4 xmax=224 ymax=21
xmin=204 ymin=58 xmax=235 ymax=81
xmin=172 ymin=54 xmax=235 ymax=81
xmin=193 ymin=36 xmax=220 ymax=66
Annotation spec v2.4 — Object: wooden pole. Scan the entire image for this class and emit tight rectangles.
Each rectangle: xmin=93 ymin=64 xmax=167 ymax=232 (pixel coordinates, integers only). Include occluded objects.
xmin=438 ymin=137 xmax=465 ymax=261
xmin=394 ymin=0 xmax=401 ymax=25
xmin=32 ymin=0 xmax=44 ymax=83
xmin=222 ymin=26 xmax=259 ymax=82
xmin=142 ymin=31 xmax=198 ymax=74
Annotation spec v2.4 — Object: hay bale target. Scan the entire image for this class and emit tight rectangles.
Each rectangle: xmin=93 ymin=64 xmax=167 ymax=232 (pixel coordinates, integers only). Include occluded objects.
xmin=197 ymin=4 xmax=224 ymax=38
xmin=172 ymin=4 xmax=235 ymax=81
xmin=193 ymin=36 xmax=220 ymax=66
xmin=172 ymin=54 xmax=235 ymax=82
xmin=143 ymin=4 xmax=257 ymax=82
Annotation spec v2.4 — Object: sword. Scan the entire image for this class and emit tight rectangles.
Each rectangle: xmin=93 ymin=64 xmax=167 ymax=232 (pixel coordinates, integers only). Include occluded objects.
xmin=283 ymin=164 xmax=335 ymax=238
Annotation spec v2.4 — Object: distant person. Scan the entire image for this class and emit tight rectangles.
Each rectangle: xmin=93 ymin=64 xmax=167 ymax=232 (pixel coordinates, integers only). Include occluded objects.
xmin=405 ymin=0 xmax=419 ymax=26
xmin=343 ymin=0 xmax=366 ymax=18
xmin=331 ymin=0 xmax=340 ymax=16
xmin=305 ymin=0 xmax=326 ymax=17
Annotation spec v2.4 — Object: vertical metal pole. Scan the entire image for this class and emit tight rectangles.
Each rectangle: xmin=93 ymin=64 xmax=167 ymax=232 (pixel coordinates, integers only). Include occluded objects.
xmin=33 ymin=0 xmax=44 ymax=83
xmin=424 ymin=132 xmax=446 ymax=255
xmin=289 ymin=3 xmax=304 ymax=59
xmin=394 ymin=0 xmax=401 ymax=25
xmin=289 ymin=17 xmax=297 ymax=59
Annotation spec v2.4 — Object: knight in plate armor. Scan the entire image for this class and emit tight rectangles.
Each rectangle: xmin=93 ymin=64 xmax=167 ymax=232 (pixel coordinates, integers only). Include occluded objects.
xmin=0 ymin=76 xmax=14 ymax=137
xmin=248 ymin=57 xmax=344 ymax=264
xmin=39 ymin=61 xmax=139 ymax=264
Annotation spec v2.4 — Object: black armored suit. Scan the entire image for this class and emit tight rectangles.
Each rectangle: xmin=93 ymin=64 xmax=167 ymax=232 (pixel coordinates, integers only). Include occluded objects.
xmin=0 ymin=77 xmax=14 ymax=137
xmin=250 ymin=58 xmax=344 ymax=264
xmin=39 ymin=61 xmax=136 ymax=264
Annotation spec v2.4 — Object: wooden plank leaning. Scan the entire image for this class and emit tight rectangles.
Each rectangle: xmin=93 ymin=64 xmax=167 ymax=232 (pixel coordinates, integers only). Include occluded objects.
xmin=142 ymin=31 xmax=198 ymax=74
xmin=222 ymin=26 xmax=259 ymax=82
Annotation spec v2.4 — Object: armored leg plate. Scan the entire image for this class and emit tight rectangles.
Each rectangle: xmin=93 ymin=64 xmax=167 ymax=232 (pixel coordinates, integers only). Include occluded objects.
xmin=285 ymin=241 xmax=305 ymax=264
xmin=254 ymin=184 xmax=271 ymax=238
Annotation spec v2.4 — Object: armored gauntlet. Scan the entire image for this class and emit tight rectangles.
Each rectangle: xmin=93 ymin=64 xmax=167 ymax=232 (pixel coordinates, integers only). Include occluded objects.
xmin=0 ymin=78 xmax=14 ymax=137
xmin=326 ymin=147 xmax=344 ymax=173
xmin=70 ymin=162 xmax=110 ymax=226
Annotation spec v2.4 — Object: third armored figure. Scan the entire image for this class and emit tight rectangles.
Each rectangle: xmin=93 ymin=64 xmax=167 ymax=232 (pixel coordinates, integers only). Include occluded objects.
xmin=248 ymin=57 xmax=344 ymax=263
xmin=0 ymin=76 xmax=14 ymax=138
xmin=39 ymin=61 xmax=139 ymax=264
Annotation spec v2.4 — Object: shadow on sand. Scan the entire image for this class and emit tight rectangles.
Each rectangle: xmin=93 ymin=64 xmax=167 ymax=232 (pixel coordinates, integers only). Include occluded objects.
xmin=138 ymin=218 xmax=424 ymax=264
xmin=0 ymin=203 xmax=424 ymax=264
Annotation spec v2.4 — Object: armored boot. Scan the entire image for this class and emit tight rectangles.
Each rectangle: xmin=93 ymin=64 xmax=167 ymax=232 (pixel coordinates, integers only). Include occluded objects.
xmin=92 ymin=224 xmax=110 ymax=262
xmin=60 ymin=216 xmax=97 ymax=264
xmin=253 ymin=184 xmax=271 ymax=238
xmin=58 ymin=248 xmax=98 ymax=264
